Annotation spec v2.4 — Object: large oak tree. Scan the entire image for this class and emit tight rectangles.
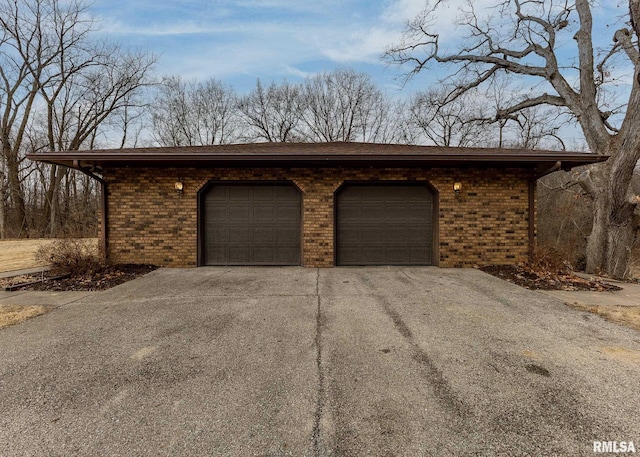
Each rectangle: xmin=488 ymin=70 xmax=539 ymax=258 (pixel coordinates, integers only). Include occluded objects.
xmin=387 ymin=0 xmax=640 ymax=278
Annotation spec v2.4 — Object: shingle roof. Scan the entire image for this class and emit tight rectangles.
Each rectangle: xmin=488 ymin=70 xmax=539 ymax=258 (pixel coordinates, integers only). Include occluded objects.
xmin=27 ymin=141 xmax=607 ymax=172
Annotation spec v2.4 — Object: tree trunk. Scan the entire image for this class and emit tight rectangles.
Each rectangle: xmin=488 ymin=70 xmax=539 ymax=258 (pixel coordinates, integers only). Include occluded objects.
xmin=48 ymin=165 xmax=63 ymax=238
xmin=6 ymin=151 xmax=26 ymax=236
xmin=606 ymin=217 xmax=636 ymax=278
xmin=586 ymin=190 xmax=608 ymax=274
xmin=0 ymin=181 xmax=5 ymax=239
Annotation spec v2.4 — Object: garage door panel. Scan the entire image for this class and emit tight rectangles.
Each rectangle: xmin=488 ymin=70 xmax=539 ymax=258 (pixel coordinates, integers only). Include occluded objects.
xmin=361 ymin=247 xmax=385 ymax=263
xmin=385 ymin=247 xmax=408 ymax=263
xmin=228 ymin=187 xmax=252 ymax=201
xmin=253 ymin=227 xmax=277 ymax=243
xmin=277 ymin=206 xmax=300 ymax=221
xmin=338 ymin=209 xmax=361 ymax=222
xmin=228 ymin=206 xmax=251 ymax=223
xmin=211 ymin=227 xmax=228 ymax=243
xmin=360 ymin=206 xmax=384 ymax=221
xmin=253 ymin=247 xmax=275 ymax=263
xmin=228 ymin=247 xmax=251 ymax=263
xmin=253 ymin=207 xmax=276 ymax=223
xmin=386 ymin=192 xmax=409 ymax=202
xmin=207 ymin=246 xmax=226 ymax=260
xmin=352 ymin=187 xmax=382 ymax=201
xmin=202 ymin=184 xmax=301 ymax=265
xmin=406 ymin=227 xmax=430 ymax=243
xmin=337 ymin=185 xmax=434 ymax=266
xmin=409 ymin=209 xmax=431 ymax=221
xmin=253 ymin=186 xmax=277 ymax=201
xmin=209 ymin=206 xmax=228 ymax=219
xmin=277 ymin=249 xmax=300 ymax=264
xmin=386 ymin=206 xmax=411 ymax=221
xmin=408 ymin=187 xmax=429 ymax=199
xmin=337 ymin=226 xmax=360 ymax=244
xmin=278 ymin=227 xmax=299 ymax=241
xmin=359 ymin=226 xmax=382 ymax=243
xmin=276 ymin=186 xmax=296 ymax=199
xmin=385 ymin=226 xmax=410 ymax=240
xmin=408 ymin=247 xmax=431 ymax=262
xmin=228 ymin=226 xmax=251 ymax=243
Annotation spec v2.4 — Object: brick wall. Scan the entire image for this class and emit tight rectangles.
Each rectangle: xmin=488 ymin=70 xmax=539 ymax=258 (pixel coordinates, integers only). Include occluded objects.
xmin=104 ymin=166 xmax=534 ymax=268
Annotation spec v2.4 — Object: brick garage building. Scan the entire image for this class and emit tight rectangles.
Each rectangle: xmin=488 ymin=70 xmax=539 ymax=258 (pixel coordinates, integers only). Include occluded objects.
xmin=30 ymin=142 xmax=605 ymax=268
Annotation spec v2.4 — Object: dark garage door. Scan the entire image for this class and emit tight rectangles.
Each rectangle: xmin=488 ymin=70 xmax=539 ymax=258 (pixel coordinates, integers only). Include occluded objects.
xmin=336 ymin=184 xmax=434 ymax=266
xmin=201 ymin=183 xmax=301 ymax=265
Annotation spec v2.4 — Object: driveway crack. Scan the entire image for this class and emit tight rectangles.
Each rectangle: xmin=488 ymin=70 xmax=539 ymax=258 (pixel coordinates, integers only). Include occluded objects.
xmin=312 ymin=268 xmax=324 ymax=456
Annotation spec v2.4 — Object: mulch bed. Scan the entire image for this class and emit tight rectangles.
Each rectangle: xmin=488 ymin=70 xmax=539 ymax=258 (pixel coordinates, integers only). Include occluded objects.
xmin=1 ymin=264 xmax=158 ymax=292
xmin=1 ymin=262 xmax=623 ymax=292
xmin=479 ymin=264 xmax=621 ymax=291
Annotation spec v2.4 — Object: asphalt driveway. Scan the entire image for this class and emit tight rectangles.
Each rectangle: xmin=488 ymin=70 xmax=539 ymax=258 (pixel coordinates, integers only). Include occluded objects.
xmin=1 ymin=267 xmax=639 ymax=456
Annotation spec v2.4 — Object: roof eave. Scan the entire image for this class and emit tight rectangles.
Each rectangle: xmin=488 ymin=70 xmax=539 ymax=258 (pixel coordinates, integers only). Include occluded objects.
xmin=26 ymin=152 xmax=609 ymax=170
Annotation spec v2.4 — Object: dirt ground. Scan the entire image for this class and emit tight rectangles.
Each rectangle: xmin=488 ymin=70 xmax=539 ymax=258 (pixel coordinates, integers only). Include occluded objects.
xmin=0 ymin=239 xmax=56 ymax=273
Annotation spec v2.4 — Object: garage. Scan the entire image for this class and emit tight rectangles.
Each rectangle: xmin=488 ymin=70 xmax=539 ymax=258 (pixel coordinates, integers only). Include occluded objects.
xmin=336 ymin=184 xmax=435 ymax=266
xmin=200 ymin=183 xmax=301 ymax=265
xmin=31 ymin=142 xmax=607 ymax=268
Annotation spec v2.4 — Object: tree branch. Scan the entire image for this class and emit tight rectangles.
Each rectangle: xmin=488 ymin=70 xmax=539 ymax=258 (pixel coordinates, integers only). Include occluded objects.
xmin=613 ymin=28 xmax=640 ymax=66
xmin=496 ymin=93 xmax=567 ymax=119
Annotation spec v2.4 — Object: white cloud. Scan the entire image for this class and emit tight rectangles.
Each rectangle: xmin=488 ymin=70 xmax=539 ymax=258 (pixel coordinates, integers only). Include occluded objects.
xmin=382 ymin=0 xmax=428 ymax=24
xmin=93 ymin=0 xmax=508 ymax=93
xmin=282 ymin=65 xmax=316 ymax=79
xmin=320 ymin=27 xmax=401 ymax=63
xmin=101 ymin=20 xmax=224 ymax=36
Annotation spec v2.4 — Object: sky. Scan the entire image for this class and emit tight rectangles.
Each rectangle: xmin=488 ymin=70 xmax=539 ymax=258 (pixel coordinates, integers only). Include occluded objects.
xmin=90 ymin=0 xmax=431 ymax=95
xmin=88 ymin=1 xmax=629 ymax=94
xmin=86 ymin=0 xmax=630 ymax=149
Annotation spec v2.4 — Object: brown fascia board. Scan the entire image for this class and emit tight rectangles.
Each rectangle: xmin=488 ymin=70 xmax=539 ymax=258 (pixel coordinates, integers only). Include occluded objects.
xmin=25 ymin=142 xmax=609 ymax=170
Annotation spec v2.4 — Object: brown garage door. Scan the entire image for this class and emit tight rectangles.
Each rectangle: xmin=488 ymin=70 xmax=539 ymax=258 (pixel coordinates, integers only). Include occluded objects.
xmin=201 ymin=183 xmax=301 ymax=265
xmin=336 ymin=184 xmax=434 ymax=266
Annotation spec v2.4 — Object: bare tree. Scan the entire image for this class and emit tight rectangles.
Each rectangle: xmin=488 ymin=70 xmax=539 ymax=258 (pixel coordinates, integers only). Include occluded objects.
xmin=300 ymin=69 xmax=402 ymax=143
xmin=238 ymin=73 xmax=409 ymax=144
xmin=0 ymin=0 xmax=88 ymax=236
xmin=358 ymin=96 xmax=413 ymax=144
xmin=37 ymin=46 xmax=154 ymax=236
xmin=151 ymin=76 xmax=239 ymax=146
xmin=386 ymin=0 xmax=640 ymax=278
xmin=0 ymin=0 xmax=155 ymax=238
xmin=407 ymin=84 xmax=569 ymax=149
xmin=499 ymin=106 xmax=569 ymax=150
xmin=238 ymin=79 xmax=304 ymax=142
xmin=408 ymin=88 xmax=490 ymax=146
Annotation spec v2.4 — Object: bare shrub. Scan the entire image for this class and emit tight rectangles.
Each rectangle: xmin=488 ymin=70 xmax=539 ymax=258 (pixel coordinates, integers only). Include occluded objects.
xmin=35 ymin=239 xmax=104 ymax=277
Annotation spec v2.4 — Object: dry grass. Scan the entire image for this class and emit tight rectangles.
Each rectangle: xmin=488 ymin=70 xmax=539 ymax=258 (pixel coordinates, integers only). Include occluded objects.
xmin=0 ymin=238 xmax=98 ymax=273
xmin=566 ymin=302 xmax=640 ymax=332
xmin=0 ymin=239 xmax=55 ymax=272
xmin=0 ymin=305 xmax=51 ymax=330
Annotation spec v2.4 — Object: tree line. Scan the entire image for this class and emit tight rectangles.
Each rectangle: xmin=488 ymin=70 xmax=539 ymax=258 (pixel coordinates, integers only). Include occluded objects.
xmin=1 ymin=0 xmax=638 ymax=278
xmin=149 ymin=72 xmax=565 ymax=148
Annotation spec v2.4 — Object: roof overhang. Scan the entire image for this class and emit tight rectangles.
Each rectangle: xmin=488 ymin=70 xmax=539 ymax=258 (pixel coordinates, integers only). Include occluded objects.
xmin=26 ymin=142 xmax=608 ymax=176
